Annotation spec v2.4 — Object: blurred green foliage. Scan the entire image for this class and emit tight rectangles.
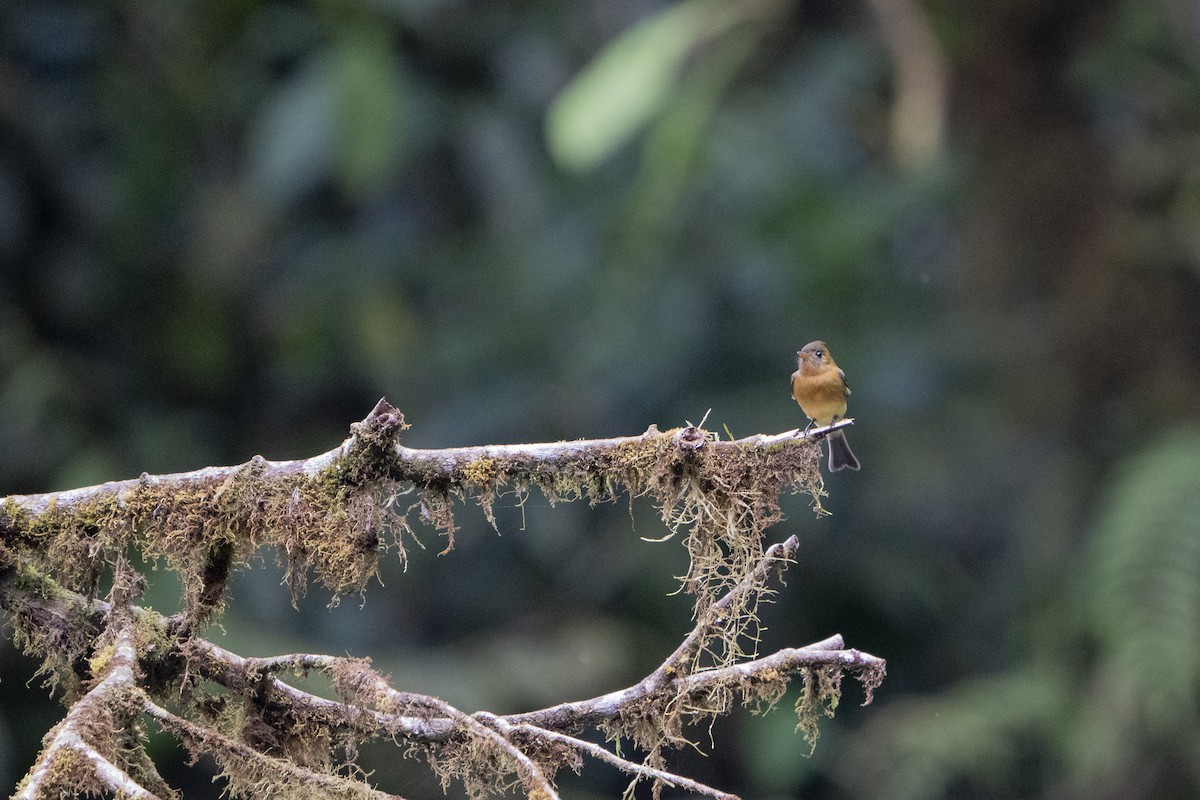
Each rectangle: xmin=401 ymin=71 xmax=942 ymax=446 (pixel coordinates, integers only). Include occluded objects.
xmin=544 ymin=0 xmax=743 ymax=172
xmin=2 ymin=0 xmax=1200 ymax=797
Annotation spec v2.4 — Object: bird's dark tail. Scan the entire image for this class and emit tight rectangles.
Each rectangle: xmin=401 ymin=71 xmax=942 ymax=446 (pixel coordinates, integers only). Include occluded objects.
xmin=827 ymin=430 xmax=860 ymax=472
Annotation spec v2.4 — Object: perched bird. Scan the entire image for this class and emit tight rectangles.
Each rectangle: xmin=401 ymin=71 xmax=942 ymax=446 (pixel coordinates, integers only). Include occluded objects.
xmin=791 ymin=340 xmax=860 ymax=472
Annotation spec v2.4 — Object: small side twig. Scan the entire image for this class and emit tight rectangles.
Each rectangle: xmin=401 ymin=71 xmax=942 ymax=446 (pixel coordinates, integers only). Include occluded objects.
xmin=506 ymin=724 xmax=738 ymax=800
xmin=677 ymin=641 xmax=887 ymax=703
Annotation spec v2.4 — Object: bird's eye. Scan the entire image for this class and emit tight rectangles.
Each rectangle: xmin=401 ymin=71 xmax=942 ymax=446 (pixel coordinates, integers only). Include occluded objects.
xmin=814 ymin=349 xmax=823 ymax=357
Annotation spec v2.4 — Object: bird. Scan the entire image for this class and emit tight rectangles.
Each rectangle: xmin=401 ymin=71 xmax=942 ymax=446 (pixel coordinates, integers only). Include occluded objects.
xmin=791 ymin=340 xmax=860 ymax=472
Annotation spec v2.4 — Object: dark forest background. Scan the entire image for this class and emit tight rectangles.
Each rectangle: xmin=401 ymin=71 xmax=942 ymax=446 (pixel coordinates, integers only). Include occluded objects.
xmin=3 ymin=1 xmax=1200 ymax=797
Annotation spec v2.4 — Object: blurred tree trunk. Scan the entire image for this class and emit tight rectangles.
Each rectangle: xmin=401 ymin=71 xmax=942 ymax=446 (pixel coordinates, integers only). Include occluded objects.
xmin=951 ymin=0 xmax=1200 ymax=450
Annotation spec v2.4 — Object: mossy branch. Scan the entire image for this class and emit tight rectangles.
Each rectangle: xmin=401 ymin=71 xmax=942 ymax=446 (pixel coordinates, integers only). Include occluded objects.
xmin=1 ymin=398 xmax=849 ymax=632
xmin=0 ymin=400 xmax=877 ymax=799
xmin=2 ymin=548 xmax=881 ymax=800
xmin=1 ymin=398 xmax=847 ymax=521
xmin=14 ymin=623 xmax=172 ymax=800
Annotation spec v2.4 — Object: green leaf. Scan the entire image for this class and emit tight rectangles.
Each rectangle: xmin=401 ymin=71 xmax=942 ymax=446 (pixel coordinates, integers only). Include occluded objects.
xmin=545 ymin=0 xmax=740 ymax=172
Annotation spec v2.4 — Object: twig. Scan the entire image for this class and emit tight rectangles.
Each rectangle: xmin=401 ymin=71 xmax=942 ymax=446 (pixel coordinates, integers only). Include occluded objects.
xmin=658 ymin=536 xmax=800 ymax=674
xmin=365 ymin=679 xmax=561 ymax=800
xmin=188 ymin=640 xmax=453 ymax=742
xmin=677 ymin=643 xmax=887 ymax=700
xmin=504 ymin=536 xmax=807 ymax=730
xmin=198 ymin=646 xmax=559 ymax=798
xmin=507 ymin=724 xmax=739 ymax=800
xmin=143 ymin=699 xmax=406 ymax=800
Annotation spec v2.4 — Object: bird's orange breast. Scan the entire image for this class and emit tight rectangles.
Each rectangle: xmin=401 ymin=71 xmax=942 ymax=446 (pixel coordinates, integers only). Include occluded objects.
xmin=791 ymin=369 xmax=848 ymax=427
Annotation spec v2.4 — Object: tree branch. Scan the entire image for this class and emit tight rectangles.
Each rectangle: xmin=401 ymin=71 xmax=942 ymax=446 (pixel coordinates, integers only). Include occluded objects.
xmin=0 ymin=398 xmax=851 ymax=518
xmin=0 ymin=403 xmax=876 ymax=798
xmin=14 ymin=625 xmax=167 ymax=800
xmin=677 ymin=641 xmax=887 ymax=701
xmin=503 ymin=723 xmax=738 ymax=800
xmin=142 ymin=700 xmax=406 ymax=800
